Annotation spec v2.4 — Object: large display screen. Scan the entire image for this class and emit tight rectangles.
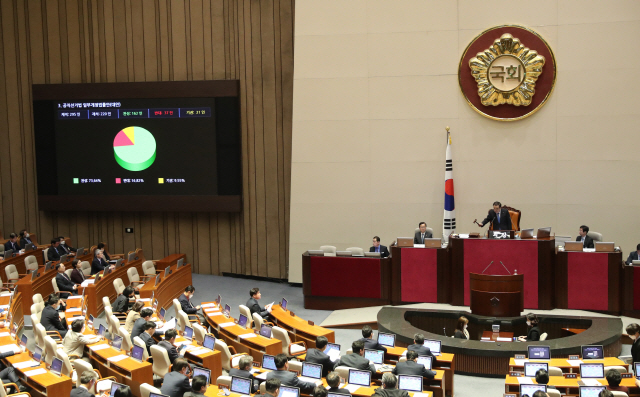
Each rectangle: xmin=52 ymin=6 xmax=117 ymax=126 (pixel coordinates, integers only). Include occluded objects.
xmin=33 ymin=81 xmax=241 ymax=211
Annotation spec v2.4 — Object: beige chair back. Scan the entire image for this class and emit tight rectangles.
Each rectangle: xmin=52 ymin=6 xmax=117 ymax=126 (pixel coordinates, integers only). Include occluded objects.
xmin=216 ymin=376 xmax=232 ymax=388
xmin=133 ymin=336 xmax=150 ymax=361
xmin=103 ymin=296 xmax=112 ymax=309
xmin=271 ymin=326 xmax=292 ymax=354
xmin=43 ymin=335 xmax=59 ymax=365
xmin=605 ymin=366 xmax=628 ymax=374
xmin=333 ymin=366 xmax=351 ymax=380
xmin=173 ymin=299 xmax=182 ymax=319
xmin=0 ymin=378 xmax=29 ymax=397
xmin=176 ymin=310 xmax=189 ymax=332
xmin=345 ymin=247 xmax=364 ymax=256
xmin=34 ymin=323 xmax=47 ymax=347
xmin=253 ymin=313 xmax=266 ymax=330
xmin=548 ymin=366 xmax=563 ymax=376
xmin=30 ymin=312 xmax=41 ymax=328
xmin=43 ymin=248 xmax=49 ymax=262
xmin=540 ymin=332 xmax=548 ymax=341
xmin=239 ymin=305 xmax=254 ymax=329
xmin=150 ymin=345 xmax=171 ymax=377
xmin=5 ymin=265 xmax=19 ymax=281
xmin=55 ymin=349 xmax=75 ymax=378
xmin=288 ymin=360 xmax=302 ymax=373
xmin=415 ymin=227 xmax=435 ymax=237
xmin=72 ymin=359 xmax=95 ymax=388
xmin=113 ymin=278 xmax=125 ymax=295
xmin=547 ymin=389 xmax=561 ymax=397
xmin=33 ymin=293 xmax=43 ymax=304
xmin=192 ymin=323 xmax=206 ymax=344
xmin=24 ymin=255 xmax=38 ymax=272
xmin=65 ymin=269 xmax=73 ymax=278
xmin=81 ymin=261 xmax=91 ymax=276
xmin=118 ymin=326 xmax=133 ymax=351
xmin=588 ymin=231 xmax=603 ymax=242
xmin=107 ymin=314 xmax=120 ymax=337
xmin=320 ymin=245 xmax=336 ymax=254
xmin=127 ymin=268 xmax=140 ymax=284
xmin=51 ymin=277 xmax=60 ymax=294
xmin=214 ymin=339 xmax=234 ymax=370
xmin=139 ymin=383 xmax=162 ymax=397
xmin=259 ymin=382 xmax=267 ymax=395
xmin=142 ymin=261 xmax=156 ymax=276
xmin=610 ymin=392 xmax=629 ymax=397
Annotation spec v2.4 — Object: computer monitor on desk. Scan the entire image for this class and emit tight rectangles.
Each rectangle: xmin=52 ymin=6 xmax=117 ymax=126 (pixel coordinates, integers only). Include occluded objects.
xmin=527 ymin=345 xmax=550 ymax=360
xmin=536 ymin=227 xmax=551 ymax=239
xmin=128 ymin=252 xmax=136 ymax=262
xmin=307 ymin=250 xmax=324 ymax=256
xmin=364 ymin=252 xmax=380 ymax=258
xmin=581 ymin=345 xmax=604 ymax=360
xmin=564 ymin=241 xmax=583 ymax=252
xmin=336 ymin=251 xmax=352 ymax=257
xmin=520 ymin=229 xmax=534 ymax=239
xmin=595 ymin=242 xmax=615 ymax=252
xmin=397 ymin=237 xmax=413 ymax=248
xmin=423 ymin=238 xmax=441 ymax=248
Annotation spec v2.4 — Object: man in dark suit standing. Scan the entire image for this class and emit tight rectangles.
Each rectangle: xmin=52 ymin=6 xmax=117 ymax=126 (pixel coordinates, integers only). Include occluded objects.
xmin=334 ymin=340 xmax=376 ymax=375
xmin=18 ymin=230 xmax=33 ymax=250
xmin=369 ymin=236 xmax=390 ymax=258
xmin=229 ymin=355 xmax=260 ymax=393
xmin=41 ymin=295 xmax=68 ymax=337
xmin=305 ymin=336 xmax=337 ymax=377
xmin=406 ymin=333 xmax=435 ymax=359
xmin=246 ymin=287 xmax=272 ymax=320
xmin=160 ymin=359 xmax=192 ymax=397
xmin=626 ymin=244 xmax=640 ymax=265
xmin=55 ymin=263 xmax=77 ymax=298
xmin=478 ymin=201 xmax=512 ymax=231
xmin=392 ymin=350 xmax=436 ymax=379
xmin=4 ymin=233 xmax=20 ymax=254
xmin=267 ymin=353 xmax=318 ymax=393
xmin=359 ymin=325 xmax=387 ymax=353
xmin=179 ymin=285 xmax=205 ymax=323
xmin=48 ymin=239 xmax=62 ymax=262
xmin=413 ymin=222 xmax=432 ymax=244
xmin=577 ymin=225 xmax=595 ymax=249
xmin=71 ymin=371 xmax=98 ymax=397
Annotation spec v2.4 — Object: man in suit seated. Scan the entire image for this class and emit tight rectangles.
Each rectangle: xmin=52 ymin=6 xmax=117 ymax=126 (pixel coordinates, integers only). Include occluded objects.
xmin=55 ymin=263 xmax=77 ymax=298
xmin=48 ymin=238 xmax=62 ymax=261
xmin=179 ymin=285 xmax=205 ymax=323
xmin=112 ymin=286 xmax=135 ymax=313
xmin=267 ymin=353 xmax=317 ymax=394
xmin=229 ymin=355 xmax=260 ymax=393
xmin=359 ymin=325 xmax=387 ymax=353
xmin=91 ymin=250 xmax=114 ymax=275
xmin=41 ymin=294 xmax=68 ymax=338
xmin=160 ymin=358 xmax=192 ymax=397
xmin=71 ymin=371 xmax=98 ymax=397
xmin=477 ymin=201 xmax=512 ymax=231
xmin=246 ymin=287 xmax=272 ymax=320
xmin=407 ymin=333 xmax=434 ymax=358
xmin=627 ymin=244 xmax=640 ymax=265
xmin=158 ymin=329 xmax=180 ymax=364
xmin=392 ymin=350 xmax=435 ymax=379
xmin=577 ymin=225 xmax=595 ymax=249
xmin=369 ymin=236 xmax=390 ymax=258
xmin=413 ymin=222 xmax=432 ymax=245
xmin=326 ymin=371 xmax=351 ymax=395
xmin=372 ymin=373 xmax=410 ymax=397
xmin=334 ymin=340 xmax=376 ymax=376
xmin=131 ymin=308 xmax=159 ymax=342
xmin=305 ymin=336 xmax=338 ymax=377
xmin=63 ymin=319 xmax=103 ymax=359
xmin=184 ymin=375 xmax=208 ymax=397
xmin=263 ymin=378 xmax=281 ymax=397
xmin=138 ymin=321 xmax=157 ymax=355
xmin=18 ymin=230 xmax=33 ymax=249
xmin=57 ymin=236 xmax=76 ymax=256
xmin=4 ymin=233 xmax=20 ymax=255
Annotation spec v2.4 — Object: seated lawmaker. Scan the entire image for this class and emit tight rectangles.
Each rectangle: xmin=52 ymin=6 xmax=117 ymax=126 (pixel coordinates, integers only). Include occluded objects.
xmin=138 ymin=321 xmax=158 ymax=355
xmin=454 ymin=316 xmax=469 ymax=339
xmin=91 ymin=250 xmax=114 ymax=275
xmin=125 ymin=301 xmax=145 ymax=333
xmin=131 ymin=308 xmax=161 ymax=342
xmin=112 ymin=286 xmax=135 ymax=313
xmin=158 ymin=329 xmax=180 ymax=364
xmin=263 ymin=379 xmax=281 ymax=397
xmin=71 ymin=371 xmax=97 ymax=397
xmin=626 ymin=323 xmax=640 ymax=363
xmin=373 ymin=373 xmax=409 ymax=397
xmin=19 ymin=230 xmax=33 ymax=249
xmin=626 ymin=244 xmax=640 ymax=265
xmin=392 ymin=350 xmax=435 ymax=379
xmin=184 ymin=375 xmax=208 ymax=397
xmin=359 ymin=325 xmax=387 ymax=353
xmin=246 ymin=287 xmax=272 ymax=319
xmin=414 ymin=222 xmax=432 ymax=244
xmin=63 ymin=319 xmax=102 ymax=359
xmin=326 ymin=372 xmax=350 ymax=395
xmin=41 ymin=294 xmax=68 ymax=337
xmin=407 ymin=333 xmax=435 ymax=358
xmin=477 ymin=201 xmax=512 ymax=231
xmin=55 ymin=263 xmax=77 ymax=298
xmin=334 ymin=340 xmax=376 ymax=375
xmin=266 ymin=353 xmax=317 ymax=393
xmin=577 ymin=225 xmax=594 ymax=249
xmin=70 ymin=259 xmax=87 ymax=284
xmin=606 ymin=369 xmax=629 ymax=393
xmin=57 ymin=236 xmax=76 ymax=255
xmin=518 ymin=313 xmax=540 ymax=342
xmin=229 ymin=355 xmax=260 ymax=393
xmin=4 ymin=233 xmax=20 ymax=254
xmin=160 ymin=358 xmax=191 ymax=397
xmin=48 ymin=239 xmax=63 ymax=261
xmin=305 ymin=336 xmax=337 ymax=377
xmin=370 ymin=236 xmax=389 ymax=258
xmin=179 ymin=285 xmax=205 ymax=323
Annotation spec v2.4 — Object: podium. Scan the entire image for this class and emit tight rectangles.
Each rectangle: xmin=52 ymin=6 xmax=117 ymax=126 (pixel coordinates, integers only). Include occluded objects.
xmin=469 ymin=273 xmax=524 ymax=317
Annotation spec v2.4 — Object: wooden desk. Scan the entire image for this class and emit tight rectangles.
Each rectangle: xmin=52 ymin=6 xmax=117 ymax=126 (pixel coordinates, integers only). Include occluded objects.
xmin=204 ymin=303 xmax=281 ymax=361
xmin=390 ymin=245 xmax=450 ymax=305
xmin=86 ymin=341 xmax=153 ymax=397
xmin=0 ymin=247 xmax=44 ymax=283
xmin=481 ymin=331 xmax=514 ymax=341
xmin=139 ymin=262 xmax=193 ymax=311
xmin=154 ymin=253 xmax=186 ymax=271
xmin=504 ymin=374 xmax=637 ymax=395
xmin=508 ymin=357 xmax=628 ymax=373
xmin=319 ymin=378 xmax=435 ymax=397
xmin=2 ymin=291 xmax=24 ymax=332
xmin=174 ymin=336 xmax=222 ymax=380
xmin=385 ymin=347 xmax=455 ymax=397
xmin=270 ymin=305 xmax=335 ymax=348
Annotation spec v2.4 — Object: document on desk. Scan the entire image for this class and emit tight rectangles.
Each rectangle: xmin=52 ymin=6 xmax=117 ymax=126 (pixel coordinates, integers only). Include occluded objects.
xmin=81 ymin=279 xmax=95 ymax=287
xmin=66 ymin=308 xmax=81 ymax=313
xmin=517 ymin=377 xmax=534 ymax=385
xmin=189 ymin=348 xmax=211 ymax=356
xmin=201 ymin=303 xmax=216 ymax=308
xmin=89 ymin=344 xmax=111 ymax=351
xmin=255 ymin=372 xmax=269 ymax=380
xmin=0 ymin=292 xmax=11 ymax=296
xmin=582 ymin=379 xmax=602 ymax=386
xmin=173 ymin=340 xmax=191 ymax=347
xmin=66 ymin=296 xmax=82 ymax=300
xmin=328 ymin=350 xmax=341 ymax=361
xmin=513 ymin=359 xmax=527 ymax=366
xmin=0 ymin=344 xmax=21 ymax=354
xmin=239 ymin=333 xmax=257 ymax=339
xmin=24 ymin=368 xmax=47 ymax=377
xmin=343 ymin=385 xmax=362 ymax=393
xmin=136 ymin=298 xmax=151 ymax=302
xmin=0 ymin=332 xmax=10 ymax=337
xmin=13 ymin=360 xmax=40 ymax=369
xmin=0 ymin=305 xmax=9 ymax=310
xmin=566 ymin=359 xmax=583 ymax=366
xmin=497 ymin=337 xmax=512 ymax=342
xmin=107 ymin=354 xmax=129 ymax=362
xmin=219 ymin=322 xmax=235 ymax=328
xmin=157 ymin=318 xmax=177 ymax=333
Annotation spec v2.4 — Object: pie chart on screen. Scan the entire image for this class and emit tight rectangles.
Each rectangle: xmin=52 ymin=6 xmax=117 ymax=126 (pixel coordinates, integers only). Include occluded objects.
xmin=113 ymin=126 xmax=156 ymax=171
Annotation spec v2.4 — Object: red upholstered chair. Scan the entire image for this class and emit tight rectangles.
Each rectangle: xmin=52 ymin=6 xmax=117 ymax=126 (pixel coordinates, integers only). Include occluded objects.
xmin=489 ymin=205 xmax=521 ymax=231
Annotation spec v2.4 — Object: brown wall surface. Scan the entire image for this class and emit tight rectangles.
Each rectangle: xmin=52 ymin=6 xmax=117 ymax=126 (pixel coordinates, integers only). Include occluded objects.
xmin=0 ymin=0 xmax=294 ymax=278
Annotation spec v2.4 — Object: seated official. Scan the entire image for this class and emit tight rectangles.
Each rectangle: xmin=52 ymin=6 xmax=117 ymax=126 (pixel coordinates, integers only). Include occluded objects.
xmin=41 ymin=294 xmax=68 ymax=337
xmin=48 ymin=239 xmax=63 ymax=261
xmin=91 ymin=250 xmax=114 ymax=275
xmin=4 ymin=233 xmax=20 ymax=254
xmin=373 ymin=373 xmax=409 ymax=397
xmin=70 ymin=259 xmax=87 ymax=284
xmin=576 ymin=225 xmax=595 ymax=249
xmin=160 ymin=359 xmax=191 ymax=397
xmin=306 ymin=336 xmax=337 ymax=377
xmin=626 ymin=323 xmax=640 ymax=363
xmin=63 ymin=319 xmax=102 ymax=359
xmin=263 ymin=379 xmax=281 ymax=397
xmin=407 ymin=333 xmax=435 ymax=358
xmin=267 ymin=353 xmax=317 ymax=393
xmin=414 ymin=222 xmax=432 ymax=244
xmin=334 ymin=340 xmax=376 ymax=375
xmin=112 ymin=286 xmax=135 ymax=313
xmin=158 ymin=329 xmax=180 ymax=364
xmin=314 ymin=386 xmax=329 ymax=397
xmin=626 ymin=244 xmax=640 ymax=265
xmin=518 ymin=313 xmax=540 ymax=342
xmin=606 ymin=369 xmax=629 ymax=393
xmin=131 ymin=308 xmax=159 ymax=342
xmin=70 ymin=371 xmax=98 ymax=397
xmin=359 ymin=325 xmax=387 ymax=353
xmin=55 ymin=263 xmax=77 ymax=298
xmin=370 ymin=236 xmax=390 ymax=258
xmin=18 ymin=230 xmax=33 ymax=249
xmin=96 ymin=242 xmax=115 ymax=261
xmin=57 ymin=236 xmax=76 ymax=254
xmin=184 ymin=375 xmax=208 ymax=397
xmin=113 ymin=386 xmax=132 ymax=397
xmin=535 ymin=368 xmax=555 ymax=389
xmin=454 ymin=316 xmax=469 ymax=339
xmin=477 ymin=201 xmax=512 ymax=231
xmin=246 ymin=287 xmax=272 ymax=319
xmin=326 ymin=371 xmax=351 ymax=395
xmin=229 ymin=355 xmax=260 ymax=393
xmin=532 ymin=391 xmax=548 ymax=397
xmin=138 ymin=321 xmax=158 ymax=355
xmin=179 ymin=285 xmax=205 ymax=323
xmin=125 ymin=301 xmax=144 ymax=333
xmin=393 ymin=350 xmax=435 ymax=379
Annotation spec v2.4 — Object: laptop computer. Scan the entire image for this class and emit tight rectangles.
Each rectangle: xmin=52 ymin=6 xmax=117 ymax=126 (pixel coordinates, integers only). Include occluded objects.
xmin=4 ymin=250 xmax=13 ymax=259
xmin=183 ymin=325 xmax=194 ymax=340
xmin=31 ymin=271 xmax=40 ymax=281
xmin=307 ymin=250 xmax=324 ymax=256
xmin=564 ymin=241 xmax=583 ymax=251
xmin=595 ymin=242 xmax=615 ymax=252
xmin=216 ymin=295 xmax=222 ymax=306
xmin=398 ymin=375 xmax=423 ymax=392
xmin=155 ymin=274 xmax=161 ymax=286
xmin=76 ymin=247 xmax=84 ymax=255
xmin=109 ymin=382 xmax=127 ymax=397
xmin=278 ymin=386 xmax=300 ymax=397
xmin=536 ymin=227 xmax=551 ymax=239
xmin=237 ymin=314 xmax=248 ymax=328
xmin=177 ymin=344 xmax=188 ymax=357
xmin=224 ymin=304 xmax=231 ymax=317
xmin=111 ymin=334 xmax=123 ymax=350
xmin=364 ymin=349 xmax=385 ymax=371
xmin=582 ymin=345 xmax=604 ymax=360
xmin=281 ymin=298 xmax=288 ymax=311
xmin=128 ymin=252 xmax=136 ymax=262
xmin=203 ymin=335 xmax=216 ymax=350
xmin=423 ymin=339 xmax=441 ymax=356
xmin=298 ymin=362 xmax=322 ymax=384
xmin=262 ymin=354 xmax=277 ymax=370
xmin=579 ymin=386 xmax=606 ymax=397
xmin=193 ymin=367 xmax=211 ymax=385
xmin=50 ymin=357 xmax=63 ymax=376
xmin=336 ymin=251 xmax=352 ymax=257
xmin=417 ymin=356 xmax=433 ymax=370
xmin=423 ymin=238 xmax=441 ymax=248
xmin=98 ymin=324 xmax=107 ymax=337
xmin=177 ymin=258 xmax=184 ymax=268
xmin=580 ymin=363 xmax=604 ymax=378
xmin=520 ymin=229 xmax=534 ymax=239
xmin=527 ymin=345 xmax=550 ymax=360
xmin=521 ymin=385 xmax=547 ymax=396
xmin=116 ymin=259 xmax=124 ymax=267
xmin=230 ymin=376 xmax=252 ymax=397
xmin=260 ymin=324 xmax=272 ymax=338
xmin=131 ymin=345 xmax=144 ymax=362
xmin=20 ymin=334 xmax=28 ymax=352
xmin=60 ymin=254 xmax=68 ymax=263
xmin=397 ymin=237 xmax=413 ymax=248
xmin=159 ymin=307 xmax=166 ymax=321
xmin=44 ymin=261 xmax=53 ymax=271
xmin=348 ymin=369 xmax=371 ymax=387
xmin=377 ymin=332 xmax=395 ymax=347
xmin=103 ymin=265 xmax=112 ymax=276
xmin=32 ymin=345 xmax=43 ymax=363
xmin=524 ymin=362 xmax=548 ymax=377
xmin=164 ymin=267 xmax=171 ymax=277
xmin=364 ymin=252 xmax=381 ymax=258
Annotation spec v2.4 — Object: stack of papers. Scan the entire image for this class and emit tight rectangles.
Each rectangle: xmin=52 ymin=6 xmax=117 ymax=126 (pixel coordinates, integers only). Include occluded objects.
xmin=517 ymin=377 xmax=534 ymax=384
xmin=81 ymin=279 xmax=95 ymax=287
xmin=328 ymin=350 xmax=340 ymax=361
xmin=219 ymin=322 xmax=235 ymax=328
xmin=343 ymin=385 xmax=361 ymax=393
xmin=0 ymin=344 xmax=21 ymax=354
xmin=66 ymin=308 xmax=81 ymax=313
xmin=189 ymin=348 xmax=210 ymax=356
xmin=13 ymin=361 xmax=40 ymax=369
xmin=567 ymin=359 xmax=583 ymax=366
xmin=0 ymin=332 xmax=10 ymax=337
xmin=24 ymin=368 xmax=47 ymax=377
xmin=107 ymin=355 xmax=129 ymax=362
xmin=497 ymin=337 xmax=512 ymax=342
xmin=136 ymin=298 xmax=151 ymax=302
xmin=174 ymin=340 xmax=191 ymax=347
xmin=239 ymin=333 xmax=257 ymax=339
xmin=157 ymin=318 xmax=177 ymax=333
xmin=255 ymin=372 xmax=269 ymax=380
xmin=89 ymin=344 xmax=110 ymax=351
xmin=67 ymin=296 xmax=82 ymax=300
xmin=582 ymin=379 xmax=602 ymax=386
xmin=514 ymin=359 xmax=527 ymax=366
xmin=201 ymin=303 xmax=216 ymax=308
xmin=0 ymin=305 xmax=10 ymax=310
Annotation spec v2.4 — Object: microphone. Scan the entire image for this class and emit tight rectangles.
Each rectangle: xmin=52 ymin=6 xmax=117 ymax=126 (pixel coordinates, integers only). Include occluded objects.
xmin=443 ymin=327 xmax=447 ymax=337
xmin=500 ymin=261 xmax=511 ymax=275
xmin=481 ymin=261 xmax=494 ymax=274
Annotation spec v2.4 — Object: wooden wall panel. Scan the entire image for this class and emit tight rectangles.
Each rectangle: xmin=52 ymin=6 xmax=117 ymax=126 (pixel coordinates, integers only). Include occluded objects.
xmin=0 ymin=0 xmax=293 ymax=279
